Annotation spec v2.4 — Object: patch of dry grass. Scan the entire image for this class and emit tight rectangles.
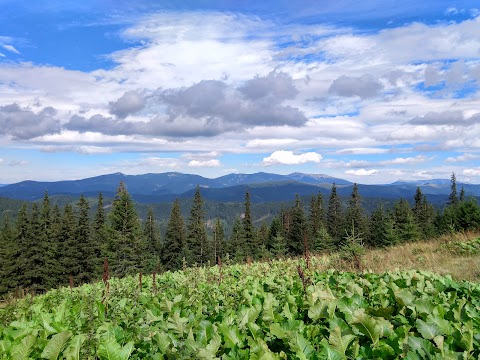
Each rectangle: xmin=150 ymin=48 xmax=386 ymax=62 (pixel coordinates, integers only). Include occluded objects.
xmin=348 ymin=232 xmax=480 ymax=282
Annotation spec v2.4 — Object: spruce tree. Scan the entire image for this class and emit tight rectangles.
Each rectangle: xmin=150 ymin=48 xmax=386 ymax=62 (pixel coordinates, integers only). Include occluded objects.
xmin=93 ymin=192 xmax=108 ymax=275
xmin=243 ymin=189 xmax=255 ymax=258
xmin=40 ymin=192 xmax=58 ymax=289
xmin=344 ymin=183 xmax=368 ymax=241
xmin=186 ymin=186 xmax=208 ymax=266
xmin=314 ymin=226 xmax=335 ymax=252
xmin=0 ymin=212 xmax=15 ymax=294
xmin=327 ymin=184 xmax=343 ymax=244
xmin=448 ymin=172 xmax=458 ymax=206
xmin=23 ymin=203 xmax=48 ymax=291
xmin=308 ymin=193 xmax=324 ymax=250
xmin=271 ymin=234 xmax=287 ymax=258
xmin=256 ymin=222 xmax=269 ymax=260
xmin=76 ymin=195 xmax=97 ymax=284
xmin=393 ymin=198 xmax=419 ymax=243
xmin=49 ymin=204 xmax=63 ymax=286
xmin=59 ymin=204 xmax=78 ymax=286
xmin=368 ymin=204 xmax=387 ymax=247
xmin=13 ymin=204 xmax=30 ymax=290
xmin=212 ymin=218 xmax=225 ymax=263
xmin=287 ymin=195 xmax=305 ymax=256
xmin=162 ymin=199 xmax=186 ymax=271
xmin=229 ymin=218 xmax=245 ymax=262
xmin=143 ymin=207 xmax=161 ymax=271
xmin=267 ymin=216 xmax=282 ymax=251
xmin=108 ymin=181 xmax=143 ymax=276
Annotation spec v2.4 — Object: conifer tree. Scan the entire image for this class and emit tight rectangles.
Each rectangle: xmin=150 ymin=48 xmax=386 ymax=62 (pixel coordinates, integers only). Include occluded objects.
xmin=267 ymin=216 xmax=282 ymax=251
xmin=212 ymin=218 xmax=225 ymax=263
xmin=256 ymin=222 xmax=269 ymax=260
xmin=271 ymin=234 xmax=287 ymax=258
xmin=40 ymin=192 xmax=58 ymax=289
xmin=314 ymin=226 xmax=335 ymax=252
xmin=368 ymin=204 xmax=386 ymax=247
xmin=448 ymin=172 xmax=458 ymax=206
xmin=393 ymin=198 xmax=419 ymax=243
xmin=243 ymin=189 xmax=255 ymax=258
xmin=308 ymin=193 xmax=324 ymax=250
xmin=0 ymin=212 xmax=15 ymax=294
xmin=143 ymin=207 xmax=161 ymax=271
xmin=344 ymin=183 xmax=368 ymax=241
xmin=162 ymin=199 xmax=186 ymax=271
xmin=327 ymin=184 xmax=343 ymax=244
xmin=229 ymin=218 xmax=245 ymax=262
xmin=460 ymin=186 xmax=465 ymax=203
xmin=59 ymin=204 xmax=78 ymax=285
xmin=186 ymin=186 xmax=208 ymax=266
xmin=76 ymin=195 xmax=97 ymax=284
xmin=108 ymin=181 xmax=143 ymax=276
xmin=13 ymin=204 xmax=30 ymax=289
xmin=93 ymin=193 xmax=108 ymax=274
xmin=22 ymin=203 xmax=49 ymax=291
xmin=287 ymin=195 xmax=305 ymax=256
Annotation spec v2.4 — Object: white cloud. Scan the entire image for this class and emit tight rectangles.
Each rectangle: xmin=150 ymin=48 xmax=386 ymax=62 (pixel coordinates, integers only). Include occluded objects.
xmin=345 ymin=169 xmax=378 ymax=176
xmin=336 ymin=147 xmax=389 ymax=155
xmin=463 ymin=168 xmax=480 ymax=176
xmin=188 ymin=159 xmax=221 ymax=167
xmin=445 ymin=153 xmax=479 ymax=162
xmin=262 ymin=150 xmax=322 ymax=165
xmin=2 ymin=44 xmax=20 ymax=54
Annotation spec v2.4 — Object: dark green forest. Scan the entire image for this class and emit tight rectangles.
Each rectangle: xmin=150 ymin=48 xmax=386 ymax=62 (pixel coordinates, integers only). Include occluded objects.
xmin=1 ymin=173 xmax=479 ymax=296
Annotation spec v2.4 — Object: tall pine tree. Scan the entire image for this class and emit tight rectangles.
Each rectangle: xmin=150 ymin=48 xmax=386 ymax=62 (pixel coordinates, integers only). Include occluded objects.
xmin=108 ymin=181 xmax=143 ymax=276
xmin=162 ymin=199 xmax=186 ymax=271
xmin=186 ymin=186 xmax=208 ymax=266
xmin=243 ymin=189 xmax=255 ymax=259
xmin=327 ymin=184 xmax=343 ymax=244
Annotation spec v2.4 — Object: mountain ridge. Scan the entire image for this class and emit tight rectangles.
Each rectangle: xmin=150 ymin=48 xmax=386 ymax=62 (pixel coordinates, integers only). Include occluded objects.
xmin=0 ymin=171 xmax=478 ymax=203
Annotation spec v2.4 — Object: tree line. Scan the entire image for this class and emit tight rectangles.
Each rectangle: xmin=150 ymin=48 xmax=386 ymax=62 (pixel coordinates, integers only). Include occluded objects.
xmin=0 ymin=173 xmax=479 ymax=295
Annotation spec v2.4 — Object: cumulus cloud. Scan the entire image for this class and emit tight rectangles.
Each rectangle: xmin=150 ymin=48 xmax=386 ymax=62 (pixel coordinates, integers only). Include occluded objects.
xmin=65 ymin=72 xmax=307 ymax=137
xmin=463 ymin=168 xmax=480 ymax=176
xmin=262 ymin=150 xmax=322 ymax=166
xmin=445 ymin=153 xmax=479 ymax=162
xmin=345 ymin=169 xmax=378 ymax=176
xmin=328 ymin=75 xmax=383 ymax=98
xmin=408 ymin=111 xmax=480 ymax=126
xmin=109 ymin=91 xmax=146 ymax=118
xmin=0 ymin=104 xmax=61 ymax=139
xmin=188 ymin=159 xmax=221 ymax=167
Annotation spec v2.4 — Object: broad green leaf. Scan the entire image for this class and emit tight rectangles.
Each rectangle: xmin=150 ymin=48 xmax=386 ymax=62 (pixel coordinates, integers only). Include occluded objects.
xmin=394 ymin=289 xmax=415 ymax=308
xmin=196 ymin=320 xmax=214 ymax=346
xmin=11 ymin=335 xmax=36 ymax=360
xmin=416 ymin=319 xmax=440 ymax=340
xmin=320 ymin=342 xmax=345 ymax=360
xmin=41 ymin=331 xmax=72 ymax=360
xmin=350 ymin=310 xmax=380 ymax=346
xmin=97 ymin=338 xmax=134 ymax=360
xmin=288 ymin=333 xmax=314 ymax=360
xmin=153 ymin=332 xmax=170 ymax=353
xmin=63 ymin=334 xmax=86 ymax=360
xmin=328 ymin=327 xmax=355 ymax=355
xmin=219 ymin=323 xmax=244 ymax=349
xmin=433 ymin=335 xmax=444 ymax=357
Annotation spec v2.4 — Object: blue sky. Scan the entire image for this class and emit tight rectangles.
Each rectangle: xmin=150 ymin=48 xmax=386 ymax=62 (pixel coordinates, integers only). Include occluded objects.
xmin=1 ymin=0 xmax=480 ymax=184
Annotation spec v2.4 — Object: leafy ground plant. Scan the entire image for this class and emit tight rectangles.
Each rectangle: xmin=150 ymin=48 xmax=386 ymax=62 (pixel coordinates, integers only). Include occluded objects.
xmin=1 ymin=258 xmax=479 ymax=359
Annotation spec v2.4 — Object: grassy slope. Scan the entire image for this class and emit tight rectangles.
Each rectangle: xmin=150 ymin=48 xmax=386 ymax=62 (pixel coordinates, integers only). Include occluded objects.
xmin=359 ymin=232 xmax=480 ymax=282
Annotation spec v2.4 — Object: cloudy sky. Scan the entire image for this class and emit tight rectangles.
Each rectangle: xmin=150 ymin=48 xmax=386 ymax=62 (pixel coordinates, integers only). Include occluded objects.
xmin=1 ymin=0 xmax=480 ymax=184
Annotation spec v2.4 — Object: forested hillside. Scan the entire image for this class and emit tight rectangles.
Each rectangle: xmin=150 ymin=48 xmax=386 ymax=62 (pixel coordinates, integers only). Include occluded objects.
xmin=1 ymin=174 xmax=479 ymax=296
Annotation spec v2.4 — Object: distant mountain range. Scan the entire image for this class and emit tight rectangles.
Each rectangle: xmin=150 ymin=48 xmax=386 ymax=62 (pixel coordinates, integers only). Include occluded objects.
xmin=0 ymin=172 xmax=478 ymax=204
